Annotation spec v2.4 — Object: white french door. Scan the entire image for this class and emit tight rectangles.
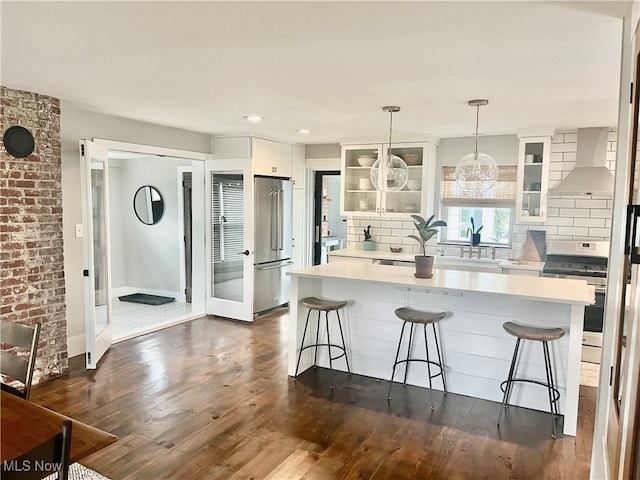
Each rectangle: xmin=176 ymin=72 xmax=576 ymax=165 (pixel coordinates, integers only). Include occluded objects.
xmin=79 ymin=139 xmax=113 ymax=369
xmin=206 ymin=159 xmax=254 ymax=322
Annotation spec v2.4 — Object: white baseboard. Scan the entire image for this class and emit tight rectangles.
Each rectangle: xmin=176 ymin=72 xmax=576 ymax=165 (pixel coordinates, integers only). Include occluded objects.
xmin=67 ymin=334 xmax=86 ymax=358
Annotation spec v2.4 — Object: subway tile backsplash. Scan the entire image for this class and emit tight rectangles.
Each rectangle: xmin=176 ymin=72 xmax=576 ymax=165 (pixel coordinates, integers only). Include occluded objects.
xmin=346 ymin=130 xmax=615 ymax=259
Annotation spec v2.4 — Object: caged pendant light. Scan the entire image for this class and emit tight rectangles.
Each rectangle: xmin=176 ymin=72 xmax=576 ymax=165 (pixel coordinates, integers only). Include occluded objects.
xmin=455 ymin=99 xmax=498 ymax=192
xmin=370 ymin=106 xmax=409 ymax=192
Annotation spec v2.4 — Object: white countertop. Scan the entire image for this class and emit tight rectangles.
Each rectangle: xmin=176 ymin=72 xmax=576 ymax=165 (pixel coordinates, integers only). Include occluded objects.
xmin=289 ymin=262 xmax=593 ymax=305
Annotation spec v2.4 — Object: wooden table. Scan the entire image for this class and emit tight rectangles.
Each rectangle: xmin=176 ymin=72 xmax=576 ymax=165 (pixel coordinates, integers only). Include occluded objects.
xmin=1 ymin=390 xmax=117 ymax=464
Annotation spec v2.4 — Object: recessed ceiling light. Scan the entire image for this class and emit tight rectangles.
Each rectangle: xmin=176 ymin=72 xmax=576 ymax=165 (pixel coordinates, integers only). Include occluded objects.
xmin=244 ymin=115 xmax=263 ymax=123
xmin=297 ymin=129 xmax=311 ymax=134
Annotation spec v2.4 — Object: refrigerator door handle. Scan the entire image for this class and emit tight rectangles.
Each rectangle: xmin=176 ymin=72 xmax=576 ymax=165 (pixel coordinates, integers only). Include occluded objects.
xmin=270 ymin=189 xmax=278 ymax=251
xmin=257 ymin=260 xmax=294 ymax=271
xmin=278 ymin=189 xmax=284 ymax=251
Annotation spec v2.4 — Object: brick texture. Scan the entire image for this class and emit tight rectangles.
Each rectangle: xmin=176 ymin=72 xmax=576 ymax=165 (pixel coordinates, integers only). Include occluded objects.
xmin=1 ymin=86 xmax=68 ymax=383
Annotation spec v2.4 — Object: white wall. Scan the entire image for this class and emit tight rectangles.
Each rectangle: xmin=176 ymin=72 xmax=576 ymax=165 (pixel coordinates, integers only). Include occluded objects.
xmin=438 ymin=135 xmax=519 ymax=166
xmin=60 ymin=102 xmax=211 ymax=341
xmin=118 ymin=156 xmax=191 ymax=294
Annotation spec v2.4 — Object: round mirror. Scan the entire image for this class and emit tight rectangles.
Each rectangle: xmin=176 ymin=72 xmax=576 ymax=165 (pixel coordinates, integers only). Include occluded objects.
xmin=133 ymin=185 xmax=164 ymax=225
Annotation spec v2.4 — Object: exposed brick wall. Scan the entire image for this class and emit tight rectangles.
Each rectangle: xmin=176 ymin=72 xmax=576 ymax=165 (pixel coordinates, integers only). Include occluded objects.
xmin=1 ymin=86 xmax=68 ymax=383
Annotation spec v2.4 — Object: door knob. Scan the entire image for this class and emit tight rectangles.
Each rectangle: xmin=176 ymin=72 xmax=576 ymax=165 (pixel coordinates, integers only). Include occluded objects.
xmin=239 ymin=250 xmax=250 ymax=256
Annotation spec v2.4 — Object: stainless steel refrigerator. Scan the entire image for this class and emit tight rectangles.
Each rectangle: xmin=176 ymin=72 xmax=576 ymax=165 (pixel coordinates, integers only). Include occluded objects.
xmin=253 ymin=176 xmax=293 ymax=313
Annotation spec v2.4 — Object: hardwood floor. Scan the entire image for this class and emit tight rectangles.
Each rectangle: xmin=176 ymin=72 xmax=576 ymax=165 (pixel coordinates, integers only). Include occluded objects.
xmin=31 ymin=312 xmax=596 ymax=479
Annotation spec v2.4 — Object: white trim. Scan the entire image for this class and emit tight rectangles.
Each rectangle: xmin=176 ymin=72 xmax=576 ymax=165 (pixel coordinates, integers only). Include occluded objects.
xmin=92 ymin=138 xmax=212 ymax=161
xmin=306 ymin=157 xmax=340 ymax=170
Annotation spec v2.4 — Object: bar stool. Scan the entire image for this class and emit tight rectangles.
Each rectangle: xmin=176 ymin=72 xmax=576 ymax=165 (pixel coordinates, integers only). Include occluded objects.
xmin=497 ymin=321 xmax=565 ymax=438
xmin=294 ymin=296 xmax=351 ymax=388
xmin=387 ymin=307 xmax=448 ymax=409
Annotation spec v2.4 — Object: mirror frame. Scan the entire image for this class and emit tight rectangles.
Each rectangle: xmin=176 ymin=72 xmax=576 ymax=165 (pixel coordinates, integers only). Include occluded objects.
xmin=133 ymin=185 xmax=165 ymax=225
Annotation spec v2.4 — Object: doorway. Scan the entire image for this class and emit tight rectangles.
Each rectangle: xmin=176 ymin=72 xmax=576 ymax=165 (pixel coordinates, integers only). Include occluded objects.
xmin=106 ymin=152 xmax=198 ymax=342
xmin=313 ymin=171 xmax=346 ymax=265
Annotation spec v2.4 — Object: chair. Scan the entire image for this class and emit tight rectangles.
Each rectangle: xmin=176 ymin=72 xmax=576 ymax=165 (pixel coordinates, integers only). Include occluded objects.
xmin=387 ymin=307 xmax=448 ymax=409
xmin=497 ymin=321 xmax=565 ymax=438
xmin=294 ymin=296 xmax=351 ymax=388
xmin=1 ymin=419 xmax=72 ymax=480
xmin=0 ymin=320 xmax=41 ymax=399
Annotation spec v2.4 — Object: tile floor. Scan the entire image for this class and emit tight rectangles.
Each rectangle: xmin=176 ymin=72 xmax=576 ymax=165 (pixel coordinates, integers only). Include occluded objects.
xmin=111 ymin=299 xmax=194 ymax=342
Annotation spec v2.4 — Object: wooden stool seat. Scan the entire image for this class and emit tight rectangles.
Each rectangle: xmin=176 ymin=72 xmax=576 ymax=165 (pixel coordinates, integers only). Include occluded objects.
xmin=503 ymin=321 xmax=565 ymax=342
xmin=302 ymin=297 xmax=348 ymax=312
xmin=395 ymin=307 xmax=447 ymax=325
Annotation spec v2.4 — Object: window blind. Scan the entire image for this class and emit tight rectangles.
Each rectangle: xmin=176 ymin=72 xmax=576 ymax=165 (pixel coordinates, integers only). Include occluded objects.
xmin=441 ymin=166 xmax=517 ymax=207
xmin=211 ymin=176 xmax=244 ymax=263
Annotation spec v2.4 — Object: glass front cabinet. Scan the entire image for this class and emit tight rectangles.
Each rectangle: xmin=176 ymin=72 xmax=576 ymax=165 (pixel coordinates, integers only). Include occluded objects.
xmin=516 ymin=135 xmax=551 ymax=223
xmin=340 ymin=141 xmax=437 ymax=217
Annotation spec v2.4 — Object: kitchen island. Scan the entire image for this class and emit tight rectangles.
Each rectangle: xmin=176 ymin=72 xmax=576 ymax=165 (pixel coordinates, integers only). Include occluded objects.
xmin=288 ymin=262 xmax=594 ymax=436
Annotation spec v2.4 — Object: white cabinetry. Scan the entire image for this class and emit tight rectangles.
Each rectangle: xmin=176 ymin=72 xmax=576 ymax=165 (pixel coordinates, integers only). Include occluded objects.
xmin=211 ymin=136 xmax=293 ymax=178
xmin=340 ymin=141 xmax=437 ymax=217
xmin=291 ymin=144 xmax=305 ymax=188
xmin=252 ymin=137 xmax=292 ymax=177
xmin=516 ymin=135 xmax=551 ymax=223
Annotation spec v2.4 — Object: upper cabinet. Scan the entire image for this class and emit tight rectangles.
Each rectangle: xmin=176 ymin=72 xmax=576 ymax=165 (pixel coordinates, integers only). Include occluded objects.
xmin=211 ymin=136 xmax=293 ymax=178
xmin=291 ymin=144 xmax=306 ymax=189
xmin=516 ymin=135 xmax=551 ymax=223
xmin=252 ymin=137 xmax=292 ymax=178
xmin=340 ymin=141 xmax=437 ymax=217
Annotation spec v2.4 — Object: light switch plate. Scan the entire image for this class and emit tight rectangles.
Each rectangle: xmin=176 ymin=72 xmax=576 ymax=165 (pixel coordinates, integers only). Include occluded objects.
xmin=75 ymin=224 xmax=83 ymax=238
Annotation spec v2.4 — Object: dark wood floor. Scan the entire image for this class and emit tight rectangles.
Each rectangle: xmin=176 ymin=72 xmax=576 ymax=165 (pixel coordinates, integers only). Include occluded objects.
xmin=31 ymin=311 xmax=596 ymax=479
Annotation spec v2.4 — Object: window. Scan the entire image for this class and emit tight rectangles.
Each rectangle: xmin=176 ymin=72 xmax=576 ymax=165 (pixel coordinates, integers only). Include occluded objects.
xmin=440 ymin=166 xmax=517 ymax=245
xmin=211 ymin=174 xmax=244 ymax=263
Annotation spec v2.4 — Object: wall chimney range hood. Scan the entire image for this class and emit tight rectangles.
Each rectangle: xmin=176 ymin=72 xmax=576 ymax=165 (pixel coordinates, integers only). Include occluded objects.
xmin=548 ymin=127 xmax=614 ymax=196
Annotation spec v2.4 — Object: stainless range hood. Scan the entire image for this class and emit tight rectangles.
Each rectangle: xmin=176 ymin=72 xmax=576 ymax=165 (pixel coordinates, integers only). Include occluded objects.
xmin=548 ymin=127 xmax=614 ymax=196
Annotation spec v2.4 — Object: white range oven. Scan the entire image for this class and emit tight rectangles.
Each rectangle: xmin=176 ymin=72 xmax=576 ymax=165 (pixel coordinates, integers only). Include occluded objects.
xmin=542 ymin=240 xmax=609 ymax=364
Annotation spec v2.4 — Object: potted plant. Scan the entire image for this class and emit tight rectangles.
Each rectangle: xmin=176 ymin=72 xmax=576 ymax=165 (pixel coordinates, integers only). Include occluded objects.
xmin=407 ymin=214 xmax=447 ymax=278
xmin=363 ymin=225 xmax=376 ymax=251
xmin=469 ymin=217 xmax=483 ymax=246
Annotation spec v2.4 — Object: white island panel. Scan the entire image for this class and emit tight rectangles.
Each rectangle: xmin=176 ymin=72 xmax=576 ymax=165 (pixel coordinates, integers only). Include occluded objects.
xmin=288 ymin=263 xmax=593 ymax=436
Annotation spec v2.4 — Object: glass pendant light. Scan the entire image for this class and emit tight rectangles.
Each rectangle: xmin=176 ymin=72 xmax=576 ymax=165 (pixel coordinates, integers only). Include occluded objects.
xmin=455 ymin=99 xmax=498 ymax=192
xmin=370 ymin=106 xmax=409 ymax=192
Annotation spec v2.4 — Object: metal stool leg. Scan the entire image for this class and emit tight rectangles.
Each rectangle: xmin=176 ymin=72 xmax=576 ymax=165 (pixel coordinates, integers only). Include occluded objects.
xmin=432 ymin=322 xmax=447 ymax=393
xmin=423 ymin=324 xmax=434 ymax=410
xmin=403 ymin=323 xmax=415 ymax=385
xmin=335 ymin=309 xmax=351 ymax=374
xmin=387 ymin=322 xmax=408 ymax=400
xmin=294 ymin=308 xmax=313 ymax=378
xmin=313 ymin=310 xmax=321 ymax=368
xmin=542 ymin=341 xmax=558 ymax=438
xmin=325 ymin=311 xmax=335 ymax=389
xmin=498 ymin=338 xmax=521 ymax=425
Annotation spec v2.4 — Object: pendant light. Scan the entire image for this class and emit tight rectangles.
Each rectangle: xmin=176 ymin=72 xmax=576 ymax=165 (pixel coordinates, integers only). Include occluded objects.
xmin=455 ymin=99 xmax=498 ymax=192
xmin=370 ymin=106 xmax=409 ymax=192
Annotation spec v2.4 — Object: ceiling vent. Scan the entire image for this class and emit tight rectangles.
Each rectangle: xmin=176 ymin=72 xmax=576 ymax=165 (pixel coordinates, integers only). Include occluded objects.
xmin=548 ymin=127 xmax=614 ymax=196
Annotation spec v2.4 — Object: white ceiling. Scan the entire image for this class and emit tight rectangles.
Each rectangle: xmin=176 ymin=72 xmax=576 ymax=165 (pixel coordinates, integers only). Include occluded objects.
xmin=0 ymin=1 xmax=630 ymax=145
